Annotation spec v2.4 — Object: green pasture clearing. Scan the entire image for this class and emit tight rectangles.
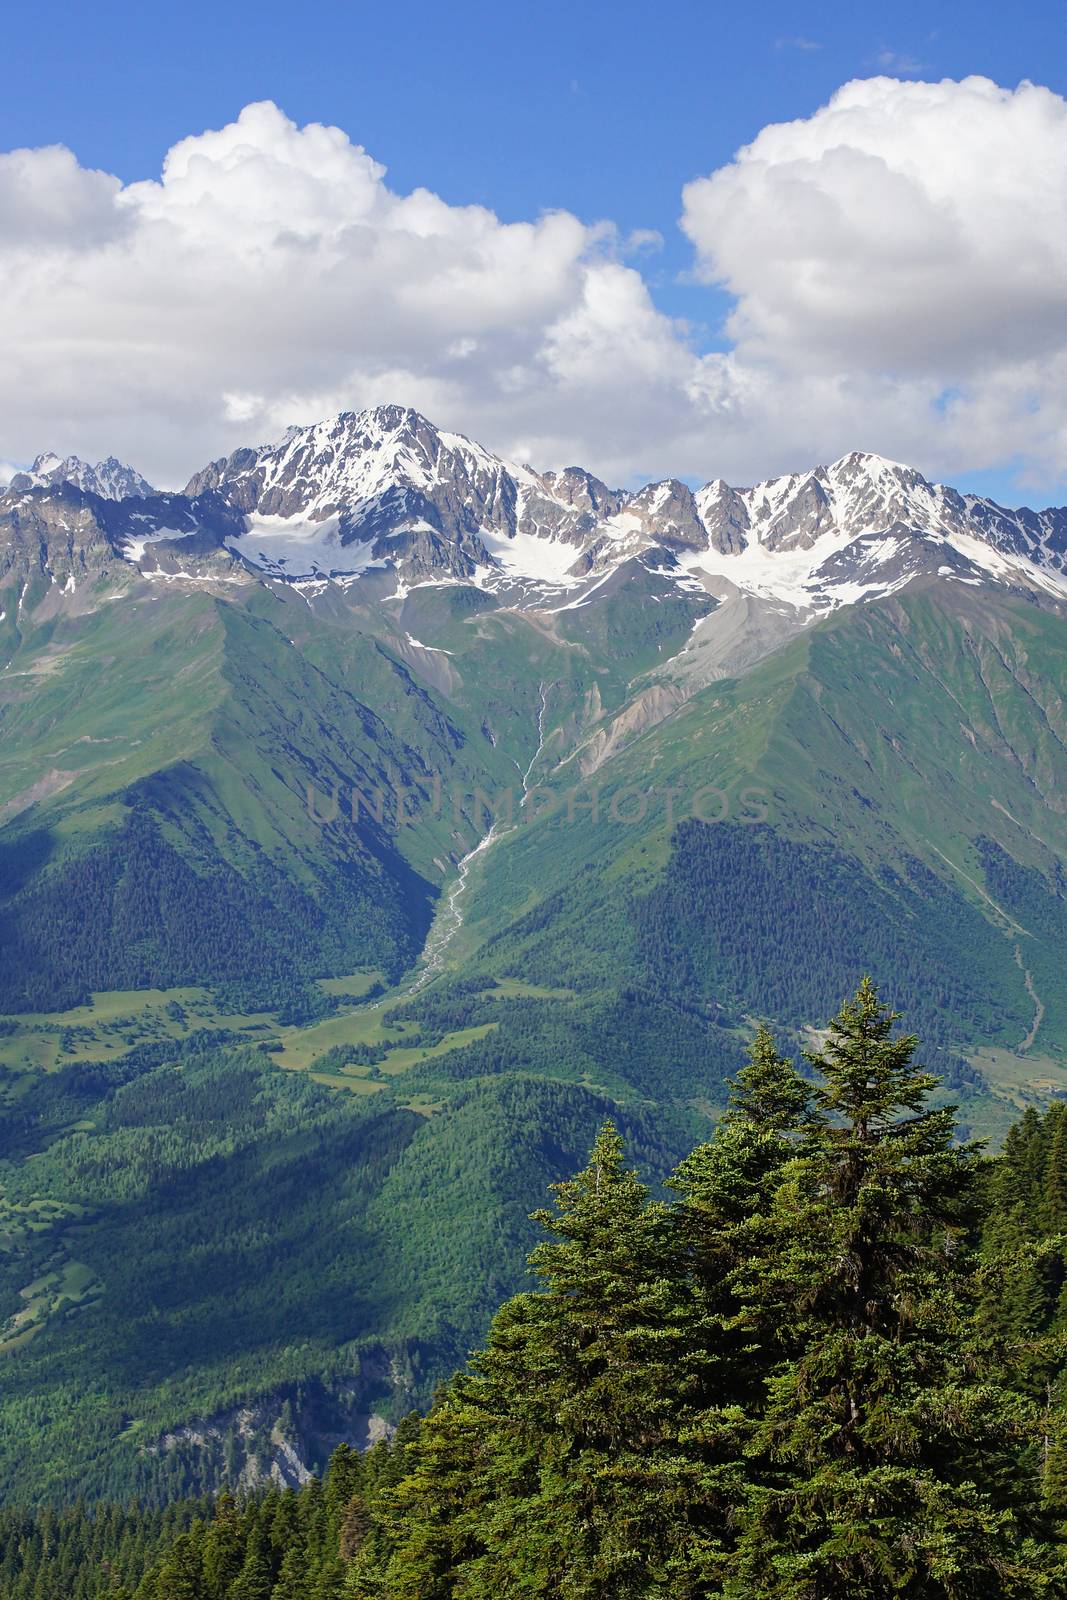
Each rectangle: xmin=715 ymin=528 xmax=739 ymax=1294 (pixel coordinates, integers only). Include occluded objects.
xmin=0 ymin=973 xmax=375 ymax=1074
xmin=490 ymin=978 xmax=576 ymax=1001
xmin=318 ymin=971 xmax=385 ymax=998
xmin=376 ymin=1023 xmax=499 ymax=1075
xmin=0 ymin=969 xmax=566 ymax=1086
xmin=0 ymin=985 xmax=273 ymax=1073
xmin=0 ymin=1258 xmax=102 ymax=1355
xmin=969 ymin=1047 xmax=1067 ymax=1124
xmin=304 ymin=1070 xmax=388 ymax=1095
xmin=0 ymin=1197 xmax=89 ymax=1241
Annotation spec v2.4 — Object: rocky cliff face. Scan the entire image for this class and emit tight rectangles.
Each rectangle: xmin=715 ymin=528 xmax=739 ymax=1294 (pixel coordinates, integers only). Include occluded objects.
xmin=0 ymin=478 xmax=249 ymax=611
xmin=147 ymin=1373 xmax=398 ymax=1494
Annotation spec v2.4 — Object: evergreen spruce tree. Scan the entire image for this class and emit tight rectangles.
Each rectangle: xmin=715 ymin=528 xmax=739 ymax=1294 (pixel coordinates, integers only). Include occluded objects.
xmin=673 ymin=1024 xmax=814 ymax=1228
xmin=371 ymin=1122 xmax=715 ymax=1598
xmin=1044 ymin=1108 xmax=1067 ymax=1236
xmin=672 ymin=1024 xmax=814 ymax=1405
xmin=1001 ymin=1110 xmax=1043 ymax=1203
xmin=141 ymin=1530 xmax=204 ymax=1600
xmin=200 ymin=1493 xmax=244 ymax=1600
xmin=978 ymin=1199 xmax=1048 ymax=1351
xmin=301 ymin=1477 xmax=330 ymax=1575
xmin=978 ymin=1103 xmax=1067 ymax=1405
xmin=976 ymin=1095 xmax=1067 ymax=1521
xmin=229 ymin=1516 xmax=276 ymax=1600
xmin=269 ymin=1491 xmax=304 ymax=1564
xmin=325 ymin=1446 xmax=364 ymax=1540
xmin=347 ymin=1367 xmax=517 ymax=1598
xmin=272 ymin=1543 xmax=312 ymax=1600
xmin=1044 ymin=1374 xmax=1067 ymax=1528
xmin=736 ymin=978 xmax=1058 ymax=1599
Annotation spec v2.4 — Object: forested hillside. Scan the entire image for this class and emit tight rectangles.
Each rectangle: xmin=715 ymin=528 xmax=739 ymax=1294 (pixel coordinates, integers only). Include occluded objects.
xmin=9 ymin=984 xmax=1067 ymax=1599
xmin=0 ymin=1034 xmax=691 ymax=1505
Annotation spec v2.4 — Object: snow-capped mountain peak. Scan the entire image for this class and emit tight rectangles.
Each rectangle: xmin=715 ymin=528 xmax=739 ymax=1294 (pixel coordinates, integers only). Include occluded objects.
xmin=685 ymin=448 xmax=1067 ymax=606
xmin=182 ymin=405 xmax=536 ymax=582
xmin=9 ymin=452 xmax=154 ymax=501
xmin=185 ymin=405 xmax=524 ymax=520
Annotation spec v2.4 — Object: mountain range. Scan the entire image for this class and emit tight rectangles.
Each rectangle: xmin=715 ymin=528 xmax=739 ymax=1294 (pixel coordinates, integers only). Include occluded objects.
xmin=7 ymin=404 xmax=1067 ymax=612
xmin=2 ymin=406 xmax=1067 ymax=1500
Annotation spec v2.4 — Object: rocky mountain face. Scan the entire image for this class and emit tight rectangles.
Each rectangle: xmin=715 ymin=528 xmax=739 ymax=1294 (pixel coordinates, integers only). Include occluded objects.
xmin=5 ymin=405 xmax=1067 ymax=621
xmin=696 ymin=452 xmax=1067 ymax=597
xmin=0 ymin=477 xmax=247 ymax=605
xmin=149 ymin=1374 xmax=396 ymax=1493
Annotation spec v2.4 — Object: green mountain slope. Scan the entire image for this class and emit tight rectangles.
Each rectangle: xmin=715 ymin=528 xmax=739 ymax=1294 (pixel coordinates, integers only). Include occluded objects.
xmin=0 ymin=1039 xmax=691 ymax=1503
xmin=0 ymin=583 xmax=537 ymax=1011
xmin=442 ymin=586 xmax=1067 ymax=1112
xmin=3 ymin=566 xmax=1067 ymax=1500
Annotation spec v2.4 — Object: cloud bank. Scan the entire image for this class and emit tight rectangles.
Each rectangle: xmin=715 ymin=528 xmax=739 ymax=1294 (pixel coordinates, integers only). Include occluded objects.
xmin=3 ymin=80 xmax=1067 ymax=493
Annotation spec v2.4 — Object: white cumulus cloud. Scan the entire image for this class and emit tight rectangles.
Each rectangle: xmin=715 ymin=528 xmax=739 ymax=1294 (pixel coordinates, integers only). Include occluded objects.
xmin=3 ymin=83 xmax=1067 ymax=495
xmin=681 ymin=74 xmax=1067 ymax=489
xmin=0 ymin=101 xmax=713 ymax=488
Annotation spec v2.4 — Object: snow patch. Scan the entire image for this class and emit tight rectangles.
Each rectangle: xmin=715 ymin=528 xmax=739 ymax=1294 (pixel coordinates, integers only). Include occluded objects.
xmin=480 ymin=527 xmax=585 ymax=588
xmin=123 ymin=526 xmax=191 ymax=563
xmin=406 ymin=635 xmax=453 ymax=655
xmin=678 ymin=525 xmax=861 ymax=609
xmin=226 ymin=513 xmax=375 ymax=579
xmin=140 ymin=569 xmax=245 ymax=585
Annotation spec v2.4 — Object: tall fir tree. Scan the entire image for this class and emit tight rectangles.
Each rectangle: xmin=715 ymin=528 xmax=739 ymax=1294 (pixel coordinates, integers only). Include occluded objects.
xmin=671 ymin=1024 xmax=814 ymax=1406
xmin=736 ymin=978 xmax=1059 ymax=1599
xmin=200 ymin=1493 xmax=244 ymax=1600
xmin=980 ymin=1101 xmax=1067 ymax=1518
xmin=364 ymin=1122 xmax=726 ymax=1598
xmin=140 ymin=1529 xmax=205 ymax=1600
xmin=1044 ymin=1108 xmax=1067 ymax=1236
xmin=229 ymin=1515 xmax=276 ymax=1600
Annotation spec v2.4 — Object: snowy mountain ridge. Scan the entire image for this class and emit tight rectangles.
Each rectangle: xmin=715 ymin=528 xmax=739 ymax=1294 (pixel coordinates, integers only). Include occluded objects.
xmin=5 ymin=406 xmax=1067 ymax=619
xmin=182 ymin=406 xmax=1067 ymax=611
xmin=9 ymin=452 xmax=155 ymax=502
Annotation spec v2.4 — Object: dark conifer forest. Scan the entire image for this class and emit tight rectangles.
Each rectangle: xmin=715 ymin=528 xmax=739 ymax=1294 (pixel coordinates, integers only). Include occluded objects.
xmin=6 ymin=982 xmax=1067 ymax=1599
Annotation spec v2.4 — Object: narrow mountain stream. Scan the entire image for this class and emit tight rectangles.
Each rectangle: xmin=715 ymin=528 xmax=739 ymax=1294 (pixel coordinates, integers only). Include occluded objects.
xmin=403 ymin=682 xmax=550 ymax=996
xmin=1014 ymin=943 xmax=1046 ymax=1053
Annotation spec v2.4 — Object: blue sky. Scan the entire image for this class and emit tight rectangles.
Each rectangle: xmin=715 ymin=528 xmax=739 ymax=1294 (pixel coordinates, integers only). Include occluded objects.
xmin=4 ymin=1 xmax=1067 ymax=502
xmin=8 ymin=1 xmax=1062 ymax=303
